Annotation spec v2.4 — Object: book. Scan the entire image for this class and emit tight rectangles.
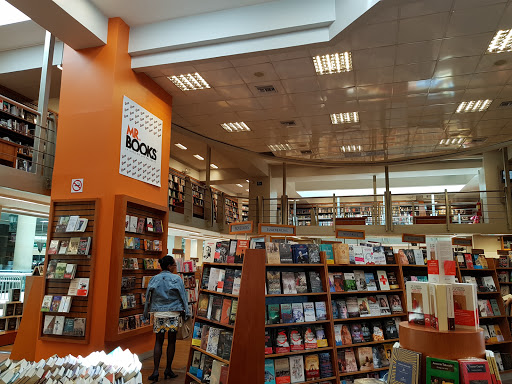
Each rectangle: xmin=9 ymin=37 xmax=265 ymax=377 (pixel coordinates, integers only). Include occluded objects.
xmin=206 ymin=327 xmax=221 ymax=355
xmin=295 ymin=272 xmax=308 ymax=293
xmin=315 ymin=325 xmax=328 ymax=347
xmin=357 ymin=346 xmax=374 ymax=370
xmin=307 ymin=244 xmax=321 ymax=263
xmin=58 ymin=240 xmax=69 ymax=254
xmin=289 ymin=327 xmax=304 ymax=352
xmin=452 ymin=283 xmax=479 ymax=330
xmin=333 ymin=243 xmax=350 ymax=264
xmin=220 ymin=298 xmax=232 ymax=324
xmin=291 ymin=303 xmax=304 ymax=323
xmin=192 ymin=322 xmax=202 ymax=346
xmin=265 ymin=359 xmax=277 ymax=384
xmin=267 ymin=271 xmax=282 ymax=295
xmin=431 ymin=283 xmax=455 ymax=331
xmin=320 ymin=244 xmax=334 ymax=263
xmin=367 ymin=296 xmax=381 ymax=316
xmin=63 ymin=264 xmax=77 ymax=279
xmin=389 ymin=347 xmax=421 ymax=384
xmin=304 ymin=326 xmax=317 ymax=349
xmin=274 ymin=357 xmax=291 ymax=384
xmin=334 ymin=324 xmax=343 ymax=346
xmin=50 ymin=296 xmax=62 ymax=312
xmin=268 ymin=304 xmax=281 ymax=324
xmin=490 ymin=299 xmax=501 ymax=316
xmin=54 ymin=262 xmax=67 ymax=279
xmin=275 ymin=329 xmax=290 ymax=354
xmin=77 ymin=237 xmax=91 ymax=255
xmin=227 ymin=239 xmax=237 ymax=264
xmin=350 ymin=323 xmax=364 ymax=343
xmin=289 ymin=355 xmax=305 ymax=383
xmin=265 ymin=330 xmax=274 ymax=354
xmin=314 ymin=301 xmax=327 ymax=320
xmin=308 ymin=271 xmax=323 ymax=292
xmin=365 ymin=272 xmax=378 ymax=291
xmin=279 ymin=243 xmax=293 ymax=264
xmin=41 ymin=295 xmax=53 ymax=312
xmin=372 ymin=321 xmax=385 ymax=341
xmin=66 ymin=237 xmax=81 ymax=255
xmin=343 ymin=273 xmax=357 ymax=291
xmin=303 ymin=302 xmax=316 ymax=322
xmin=222 ymin=269 xmax=235 ymax=294
xmin=341 ymin=325 xmax=352 ymax=345
xmin=406 ymin=281 xmax=430 ymax=326
xmin=346 ymin=296 xmax=360 ymax=318
xmin=344 ymin=348 xmax=359 ymax=372
xmin=66 ymin=215 xmax=80 ymax=232
xmin=67 ymin=278 xmax=89 ymax=296
xmin=377 ymin=295 xmax=391 ymax=315
xmin=335 ymin=299 xmax=348 ymax=319
xmin=232 ymin=269 xmax=242 ymax=295
xmin=53 ymin=315 xmax=65 ymax=335
xmin=376 ymin=270 xmax=390 ymax=290
xmin=358 ymin=297 xmax=370 ymax=317
xmin=481 ymin=276 xmax=497 ymax=292
xmin=459 ymin=359 xmax=492 ymax=384
xmin=266 ymin=242 xmax=281 ymax=264
xmin=211 ymin=296 xmax=223 ymax=322
xmin=319 ymin=352 xmax=333 ymax=378
xmin=56 ymin=216 xmax=70 ymax=232
xmin=354 ymin=270 xmax=367 ymax=291
xmin=280 ymin=303 xmax=293 ymax=323
xmin=334 ymin=274 xmax=344 ymax=292
xmin=43 ymin=315 xmax=55 ymax=334
xmin=291 ymin=244 xmax=309 ymax=263
xmin=305 ymin=354 xmax=320 ymax=380
xmin=48 ymin=240 xmax=60 ymax=255
xmin=282 ymin=272 xmax=297 ymax=294
xmin=389 ymin=295 xmax=404 ymax=314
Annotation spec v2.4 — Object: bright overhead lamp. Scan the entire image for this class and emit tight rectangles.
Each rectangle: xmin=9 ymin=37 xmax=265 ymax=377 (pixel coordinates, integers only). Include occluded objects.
xmin=221 ymin=122 xmax=251 ymax=132
xmin=488 ymin=29 xmax=512 ymax=53
xmin=340 ymin=145 xmax=362 ymax=152
xmin=168 ymin=73 xmax=210 ymax=91
xmin=246 ymin=189 xmax=249 ymax=192
xmin=236 ymin=184 xmax=243 ymax=187
xmin=246 ymin=179 xmax=250 ymax=182
xmin=439 ymin=138 xmax=466 ymax=146
xmin=330 ymin=112 xmax=359 ymax=124
xmin=174 ymin=143 xmax=187 ymax=150
xmin=193 ymin=154 xmax=204 ymax=160
xmin=268 ymin=143 xmax=293 ymax=151
xmin=456 ymin=100 xmax=492 ymax=113
xmin=313 ymin=52 xmax=353 ymax=75
xmin=210 ymin=164 xmax=218 ymax=169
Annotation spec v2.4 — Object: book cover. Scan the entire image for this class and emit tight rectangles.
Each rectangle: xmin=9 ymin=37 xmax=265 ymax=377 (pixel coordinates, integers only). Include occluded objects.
xmin=315 ymin=325 xmax=328 ymax=347
xmin=41 ymin=295 xmax=53 ymax=312
xmin=308 ymin=271 xmax=323 ymax=293
xmin=63 ymin=264 xmax=77 ymax=279
xmin=377 ymin=295 xmax=391 ymax=315
xmin=268 ymin=304 xmax=281 ymax=324
xmin=490 ymin=299 xmax=501 ymax=316
xmin=406 ymin=281 xmax=430 ymax=326
xmin=341 ymin=325 xmax=352 ymax=345
xmin=63 ymin=318 xmax=75 ymax=336
xmin=56 ymin=216 xmax=70 ymax=233
xmin=289 ymin=327 xmax=304 ymax=351
xmin=267 ymin=271 xmax=282 ymax=295
xmin=358 ymin=297 xmax=370 ymax=317
xmin=307 ymin=244 xmax=321 ymax=264
xmin=220 ymin=298 xmax=232 ymax=324
xmin=346 ymin=296 xmax=360 ymax=318
xmin=211 ymin=296 xmax=223 ymax=322
xmin=295 ymin=272 xmax=308 ymax=294
xmin=129 ymin=216 xmax=138 ymax=232
xmin=319 ymin=352 xmax=333 ymax=378
xmin=282 ymin=272 xmax=297 ymax=294
xmin=459 ymin=359 xmax=492 ymax=384
xmin=336 ymin=299 xmax=348 ymax=319
xmin=206 ymin=327 xmax=221 ymax=355
xmin=365 ymin=272 xmax=378 ymax=291
xmin=314 ymin=301 xmax=327 ymax=321
xmin=343 ymin=273 xmax=357 ymax=291
xmin=275 ymin=328 xmax=291 ymax=354
xmin=320 ymin=244 xmax=334 ymax=263
xmin=136 ymin=217 xmax=145 ymax=234
xmin=289 ymin=355 xmax=305 ymax=383
xmin=350 ymin=323 xmax=364 ymax=343
xmin=48 ymin=240 xmax=60 ymax=255
xmin=192 ymin=322 xmax=202 ymax=346
xmin=413 ymin=250 xmax=425 ymax=265
xmin=232 ymin=269 xmax=242 ymax=295
xmin=452 ymin=283 xmax=479 ymax=330
xmin=345 ymin=348 xmax=358 ymax=372
xmin=362 ymin=246 xmax=374 ymax=264
xmin=389 ymin=347 xmax=421 ymax=384
xmin=203 ymin=241 xmax=216 ymax=263
xmin=77 ymin=237 xmax=91 ymax=255
xmin=372 ymin=246 xmax=387 ymax=265
xmin=197 ymin=294 xmax=209 ymax=318
xmin=354 ymin=270 xmax=367 ymax=291
xmin=66 ymin=215 xmax=80 ymax=232
xmin=43 ymin=315 xmax=55 ymax=334
xmin=46 ymin=260 xmax=57 ymax=278
xmin=67 ymin=237 xmax=81 ymax=255
xmin=304 ymin=326 xmax=317 ymax=349
xmin=226 ymin=239 xmax=237 ymax=264
xmin=222 ymin=269 xmax=235 ymax=294
xmin=334 ymin=274 xmax=344 ymax=292
xmin=216 ymin=269 xmax=226 ymax=292
xmin=55 ymin=262 xmax=67 ymax=279
xmin=58 ymin=240 xmax=69 ymax=255
xmin=265 ymin=330 xmax=274 ymax=354
xmin=398 ymin=249 xmax=409 ymax=265
xmin=279 ymin=243 xmax=293 ymax=264
xmin=234 ymin=239 xmax=249 ymax=263
xmin=274 ymin=358 xmax=291 ymax=384
xmin=50 ymin=296 xmax=62 ymax=312
xmin=334 ymin=324 xmax=343 ymax=346
xmin=304 ymin=354 xmax=320 ymax=380
xmin=303 ymin=302 xmax=316 ymax=322
xmin=53 ymin=315 xmax=65 ymax=335
xmin=367 ymin=296 xmax=381 ymax=316
xmin=291 ymin=244 xmax=309 ymax=263
xmin=481 ymin=276 xmax=497 ymax=292
xmin=376 ymin=270 xmax=390 ymax=290
xmin=266 ymin=242 xmax=281 ymax=264
xmin=384 ymin=319 xmax=399 ymax=339
xmin=372 ymin=321 xmax=385 ymax=341
xmin=280 ymin=303 xmax=293 ymax=324
xmin=291 ymin=303 xmax=304 ymax=323
xmin=426 ymin=357 xmax=459 ymax=384
xmin=264 ymin=359 xmax=276 ymax=384
xmin=333 ymin=243 xmax=350 ymax=264
xmin=361 ymin=322 xmax=372 ymax=342
xmin=389 ymin=295 xmax=404 ymax=314
xmin=200 ymin=325 xmax=211 ymax=351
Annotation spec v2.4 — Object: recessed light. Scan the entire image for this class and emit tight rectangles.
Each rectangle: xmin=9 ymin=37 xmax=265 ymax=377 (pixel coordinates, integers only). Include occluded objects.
xmin=193 ymin=154 xmax=204 ymax=160
xmin=268 ymin=143 xmax=293 ymax=151
xmin=246 ymin=179 xmax=250 ymax=182
xmin=246 ymin=189 xmax=249 ymax=192
xmin=221 ymin=122 xmax=251 ymax=132
xmin=331 ymin=112 xmax=359 ymax=124
xmin=313 ymin=52 xmax=353 ymax=75
xmin=456 ymin=100 xmax=492 ymax=113
xmin=488 ymin=29 xmax=512 ymax=53
xmin=175 ymin=143 xmax=187 ymax=150
xmin=236 ymin=184 xmax=243 ymax=187
xmin=210 ymin=164 xmax=218 ymax=169
xmin=340 ymin=145 xmax=362 ymax=152
xmin=439 ymin=138 xmax=466 ymax=145
xmin=168 ymin=73 xmax=210 ymax=91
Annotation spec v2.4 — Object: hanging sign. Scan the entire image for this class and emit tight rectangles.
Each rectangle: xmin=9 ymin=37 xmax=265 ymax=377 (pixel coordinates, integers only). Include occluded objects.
xmin=229 ymin=221 xmax=253 ymax=235
xmin=336 ymin=229 xmax=365 ymax=240
xmin=402 ymin=233 xmax=426 ymax=243
xmin=258 ymin=223 xmax=296 ymax=236
xmin=119 ymin=96 xmax=162 ymax=187
xmin=452 ymin=237 xmax=472 ymax=246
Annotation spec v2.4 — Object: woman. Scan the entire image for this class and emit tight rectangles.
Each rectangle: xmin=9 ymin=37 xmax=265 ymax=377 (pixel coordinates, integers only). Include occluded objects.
xmin=144 ymin=255 xmax=190 ymax=382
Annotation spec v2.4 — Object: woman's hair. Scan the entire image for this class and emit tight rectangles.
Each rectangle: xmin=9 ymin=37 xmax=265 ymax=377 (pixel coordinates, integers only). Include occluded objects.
xmin=159 ymin=255 xmax=176 ymax=270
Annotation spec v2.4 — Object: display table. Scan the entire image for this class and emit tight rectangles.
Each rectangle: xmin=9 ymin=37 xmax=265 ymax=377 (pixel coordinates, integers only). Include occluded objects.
xmin=399 ymin=321 xmax=485 ymax=384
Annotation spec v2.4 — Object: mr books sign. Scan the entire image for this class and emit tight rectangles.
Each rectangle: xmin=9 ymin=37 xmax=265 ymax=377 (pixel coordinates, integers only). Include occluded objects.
xmin=119 ymin=96 xmax=162 ymax=187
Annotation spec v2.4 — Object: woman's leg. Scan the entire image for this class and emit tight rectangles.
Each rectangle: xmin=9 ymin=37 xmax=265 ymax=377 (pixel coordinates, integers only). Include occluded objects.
xmin=166 ymin=330 xmax=177 ymax=371
xmin=153 ymin=332 xmax=165 ymax=374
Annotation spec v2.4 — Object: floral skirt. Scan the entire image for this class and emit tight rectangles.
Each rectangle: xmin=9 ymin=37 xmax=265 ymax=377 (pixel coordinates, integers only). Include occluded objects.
xmin=153 ymin=311 xmax=180 ymax=333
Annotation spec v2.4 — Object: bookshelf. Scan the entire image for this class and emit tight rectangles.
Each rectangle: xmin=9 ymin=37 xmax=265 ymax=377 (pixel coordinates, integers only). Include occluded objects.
xmin=185 ymin=250 xmax=265 ymax=384
xmin=169 ymin=169 xmax=186 ymax=214
xmin=39 ymin=199 xmax=98 ymax=343
xmin=241 ymin=199 xmax=249 ymax=222
xmin=176 ymin=258 xmax=199 ymax=317
xmin=0 ymin=295 xmax=23 ymax=332
xmin=225 ymin=197 xmax=239 ymax=224
xmin=289 ymin=204 xmax=313 ymax=226
xmin=191 ymin=180 xmax=205 ymax=219
xmin=105 ymin=195 xmax=168 ymax=342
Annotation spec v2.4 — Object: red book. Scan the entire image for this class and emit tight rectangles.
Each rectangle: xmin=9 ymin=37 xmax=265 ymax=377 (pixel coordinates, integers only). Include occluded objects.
xmin=219 ymin=365 xmax=229 ymax=384
xmin=220 ymin=298 xmax=231 ymax=324
xmin=275 ymin=329 xmax=291 ymax=354
xmin=459 ymin=359 xmax=492 ymax=384
xmin=464 ymin=254 xmax=474 ymax=269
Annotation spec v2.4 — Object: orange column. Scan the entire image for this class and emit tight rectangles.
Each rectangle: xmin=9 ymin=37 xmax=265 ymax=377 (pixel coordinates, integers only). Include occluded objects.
xmin=13 ymin=18 xmax=172 ymax=360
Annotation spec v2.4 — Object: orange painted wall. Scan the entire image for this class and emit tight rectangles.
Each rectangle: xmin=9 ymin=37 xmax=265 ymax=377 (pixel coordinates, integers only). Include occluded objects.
xmin=14 ymin=18 xmax=172 ymax=360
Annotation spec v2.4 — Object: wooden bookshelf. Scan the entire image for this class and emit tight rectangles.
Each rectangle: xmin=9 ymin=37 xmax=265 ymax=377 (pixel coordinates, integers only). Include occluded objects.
xmin=39 ymin=199 xmax=99 ymax=343
xmin=191 ymin=179 xmax=205 ymax=219
xmin=169 ymin=169 xmax=186 ymax=214
xmin=105 ymin=195 xmax=168 ymax=342
xmin=225 ymin=196 xmax=239 ymax=224
xmin=184 ymin=249 xmax=265 ymax=384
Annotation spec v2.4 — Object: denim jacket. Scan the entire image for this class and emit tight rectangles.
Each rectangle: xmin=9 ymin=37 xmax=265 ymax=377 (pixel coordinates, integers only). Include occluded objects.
xmin=143 ymin=271 xmax=190 ymax=318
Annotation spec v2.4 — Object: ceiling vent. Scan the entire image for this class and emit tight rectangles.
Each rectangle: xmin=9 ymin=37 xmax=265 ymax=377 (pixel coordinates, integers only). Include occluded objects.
xmin=280 ymin=120 xmax=296 ymax=127
xmin=499 ymin=101 xmax=512 ymax=108
xmin=255 ymin=85 xmax=277 ymax=94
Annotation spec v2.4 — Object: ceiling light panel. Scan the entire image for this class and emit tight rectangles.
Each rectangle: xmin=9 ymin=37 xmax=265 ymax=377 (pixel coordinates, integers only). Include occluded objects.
xmin=330 ymin=112 xmax=359 ymax=124
xmin=236 ymin=184 xmax=243 ymax=187
xmin=340 ymin=145 xmax=362 ymax=152
xmin=488 ymin=29 xmax=512 ymax=53
xmin=210 ymin=164 xmax=218 ymax=169
xmin=168 ymin=73 xmax=210 ymax=91
xmin=439 ymin=138 xmax=466 ymax=146
xmin=174 ymin=143 xmax=187 ymax=150
xmin=193 ymin=154 xmax=204 ymax=160
xmin=456 ymin=100 xmax=492 ymax=113
xmin=313 ymin=52 xmax=353 ymax=75
xmin=221 ymin=122 xmax=251 ymax=132
xmin=268 ymin=143 xmax=293 ymax=151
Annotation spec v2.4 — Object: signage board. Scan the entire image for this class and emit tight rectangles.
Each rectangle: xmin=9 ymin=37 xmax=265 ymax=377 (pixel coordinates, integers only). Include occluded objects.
xmin=402 ymin=233 xmax=426 ymax=243
xmin=336 ymin=229 xmax=366 ymax=240
xmin=229 ymin=221 xmax=254 ymax=234
xmin=258 ymin=223 xmax=296 ymax=236
xmin=451 ymin=237 xmax=473 ymax=246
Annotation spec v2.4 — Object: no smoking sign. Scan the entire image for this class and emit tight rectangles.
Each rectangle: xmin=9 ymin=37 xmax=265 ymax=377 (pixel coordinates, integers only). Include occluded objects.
xmin=71 ymin=178 xmax=84 ymax=193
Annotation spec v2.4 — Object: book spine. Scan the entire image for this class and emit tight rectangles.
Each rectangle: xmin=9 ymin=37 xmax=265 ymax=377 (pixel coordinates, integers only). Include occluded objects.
xmin=446 ymin=284 xmax=455 ymax=331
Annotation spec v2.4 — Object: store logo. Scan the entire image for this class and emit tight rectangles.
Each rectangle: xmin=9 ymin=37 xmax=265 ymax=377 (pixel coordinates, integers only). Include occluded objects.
xmin=125 ymin=125 xmax=157 ymax=160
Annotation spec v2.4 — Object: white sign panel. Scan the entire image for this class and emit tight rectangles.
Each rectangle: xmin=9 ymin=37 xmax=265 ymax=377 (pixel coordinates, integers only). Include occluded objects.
xmin=71 ymin=178 xmax=83 ymax=193
xmin=119 ymin=96 xmax=162 ymax=187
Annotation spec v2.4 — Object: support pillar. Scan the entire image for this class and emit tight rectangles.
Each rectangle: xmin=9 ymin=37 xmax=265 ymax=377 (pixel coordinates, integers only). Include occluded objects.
xmin=12 ymin=215 xmax=37 ymax=271
xmin=502 ymin=148 xmax=512 ymax=230
xmin=479 ymin=150 xmax=506 ymax=225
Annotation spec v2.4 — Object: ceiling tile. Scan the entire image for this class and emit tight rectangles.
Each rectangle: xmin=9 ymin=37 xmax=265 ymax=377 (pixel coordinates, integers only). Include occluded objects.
xmin=399 ymin=0 xmax=452 ymax=18
xmin=391 ymin=94 xmax=428 ymax=108
xmin=438 ymin=33 xmax=494 ymax=61
xmin=500 ymin=85 xmax=512 ymax=98
xmin=295 ymin=104 xmax=329 ymax=117
xmin=256 ymin=94 xmax=294 ymax=109
xmin=229 ymin=55 xmax=270 ymax=67
xmin=498 ymin=3 xmax=512 ymax=28
xmin=282 ymin=77 xmax=321 ymax=93
xmin=178 ymin=101 xmax=231 ymax=117
xmin=356 ymin=66 xmax=394 ymax=86
xmin=463 ymin=86 xmax=503 ymax=99
xmin=288 ymin=91 xmax=325 ymax=105
xmin=193 ymin=61 xmax=233 ymax=71
xmin=201 ymin=68 xmax=244 ymax=87
xmin=429 ymin=75 xmax=472 ymax=91
xmin=246 ymin=80 xmax=287 ymax=97
xmin=364 ymin=2 xmax=399 ymax=24
xmin=392 ymin=80 xmax=432 ymax=95
xmin=446 ymin=4 xmax=505 ymax=37
xmin=325 ymin=100 xmax=359 ymax=113
xmin=235 ymin=62 xmax=280 ymax=83
xmin=171 ymin=87 xmax=224 ymax=105
xmin=398 ymin=13 xmax=449 ymax=44
xmin=453 ymin=0 xmax=507 ymax=9
xmin=350 ymin=21 xmax=398 ymax=49
xmin=357 ymin=84 xmax=393 ymax=99
xmin=476 ymin=53 xmax=512 ymax=73
xmin=434 ymin=56 xmax=481 ymax=77
xmin=225 ymin=98 xmax=263 ymax=111
xmin=317 ymin=72 xmax=356 ymax=90
xmin=351 ymin=46 xmax=396 ymax=69
xmin=268 ymin=49 xmax=310 ymax=62
xmin=426 ymin=90 xmax=465 ymax=105
xmin=393 ymin=61 xmax=436 ymax=82
xmin=214 ymin=84 xmax=254 ymax=100
xmin=273 ymin=57 xmax=316 ymax=79
xmin=322 ymin=88 xmax=358 ymax=102
xmin=468 ymin=70 xmax=512 ymax=88
xmin=300 ymin=115 xmax=332 ymax=127
xmin=396 ymin=40 xmax=442 ymax=65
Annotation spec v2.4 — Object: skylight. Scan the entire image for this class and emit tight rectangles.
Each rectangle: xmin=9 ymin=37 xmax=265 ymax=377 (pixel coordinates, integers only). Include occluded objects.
xmin=297 ymin=185 xmax=466 ymax=198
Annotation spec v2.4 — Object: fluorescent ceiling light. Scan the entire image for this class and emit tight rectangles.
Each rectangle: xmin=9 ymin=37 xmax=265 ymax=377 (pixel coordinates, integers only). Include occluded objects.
xmin=456 ymin=100 xmax=492 ymax=113
xmin=268 ymin=143 xmax=292 ymax=151
xmin=439 ymin=138 xmax=465 ymax=146
xmin=174 ymin=143 xmax=187 ymax=150
xmin=0 ymin=1 xmax=29 ymax=26
xmin=193 ymin=154 xmax=204 ymax=160
xmin=221 ymin=122 xmax=250 ymax=132
xmin=313 ymin=52 xmax=353 ymax=75
xmin=297 ymin=185 xmax=466 ymax=198
xmin=0 ymin=196 xmax=49 ymax=207
xmin=331 ymin=112 xmax=359 ymax=124
xmin=246 ymin=179 xmax=250 ymax=182
xmin=488 ymin=29 xmax=512 ymax=53
xmin=168 ymin=73 xmax=210 ymax=91
xmin=341 ymin=145 xmax=362 ymax=152
xmin=210 ymin=164 xmax=218 ymax=169
xmin=2 ymin=208 xmax=49 ymax=217
xmin=236 ymin=184 xmax=243 ymax=187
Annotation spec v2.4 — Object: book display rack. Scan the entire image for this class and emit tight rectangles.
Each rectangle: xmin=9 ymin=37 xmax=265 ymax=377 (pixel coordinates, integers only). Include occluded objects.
xmin=40 ymin=199 xmax=98 ymax=343
xmin=105 ymin=195 xmax=168 ymax=342
xmin=185 ymin=250 xmax=265 ymax=384
xmin=191 ymin=180 xmax=206 ymax=219
xmin=225 ymin=197 xmax=239 ymax=224
xmin=241 ymin=199 xmax=249 ymax=222
xmin=175 ymin=258 xmax=199 ymax=316
xmin=169 ymin=169 xmax=186 ymax=214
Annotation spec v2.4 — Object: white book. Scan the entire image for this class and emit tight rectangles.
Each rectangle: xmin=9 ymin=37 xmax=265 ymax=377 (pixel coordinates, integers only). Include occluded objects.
xmin=406 ymin=281 xmax=431 ymax=327
xmin=53 ymin=316 xmax=65 ymax=335
xmin=65 ymin=216 xmax=80 ymax=232
xmin=205 ymin=327 xmax=220 ymax=355
xmin=209 ymin=360 xmax=223 ymax=384
xmin=362 ymin=246 xmax=373 ymax=264
xmin=376 ymin=270 xmax=390 ymax=290
xmin=207 ymin=268 xmax=220 ymax=291
xmin=303 ymin=302 xmax=316 ymax=322
xmin=129 ymin=216 xmax=138 ymax=233
xmin=282 ymin=272 xmax=297 ymax=294
xmin=413 ymin=249 xmax=424 ymax=265
xmin=353 ymin=246 xmax=365 ymax=264
xmin=125 ymin=215 xmax=130 ymax=231
xmin=289 ymin=355 xmax=305 ymax=383
xmin=333 ymin=324 xmax=342 ymax=346
xmin=202 ymin=241 xmax=216 ymax=263
xmin=367 ymin=296 xmax=381 ymax=316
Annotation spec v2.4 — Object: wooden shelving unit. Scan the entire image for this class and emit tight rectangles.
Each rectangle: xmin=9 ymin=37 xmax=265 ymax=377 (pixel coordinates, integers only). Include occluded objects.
xmin=105 ymin=195 xmax=168 ymax=342
xmin=191 ymin=179 xmax=205 ymax=219
xmin=169 ymin=169 xmax=186 ymax=214
xmin=241 ymin=199 xmax=249 ymax=222
xmin=39 ymin=199 xmax=98 ymax=343
xmin=225 ymin=196 xmax=239 ymax=224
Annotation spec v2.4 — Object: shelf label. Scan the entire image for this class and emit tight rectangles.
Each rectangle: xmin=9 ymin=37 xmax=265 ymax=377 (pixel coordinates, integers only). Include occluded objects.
xmin=258 ymin=223 xmax=296 ymax=236
xmin=229 ymin=221 xmax=253 ymax=234
xmin=336 ymin=229 xmax=365 ymax=240
xmin=402 ymin=233 xmax=426 ymax=243
xmin=452 ymin=237 xmax=472 ymax=246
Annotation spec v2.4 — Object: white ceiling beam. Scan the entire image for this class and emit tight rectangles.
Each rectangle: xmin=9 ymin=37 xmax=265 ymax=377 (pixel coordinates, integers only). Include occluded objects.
xmin=329 ymin=0 xmax=380 ymax=39
xmin=6 ymin=0 xmax=107 ymax=49
xmin=0 ymin=42 xmax=63 ymax=74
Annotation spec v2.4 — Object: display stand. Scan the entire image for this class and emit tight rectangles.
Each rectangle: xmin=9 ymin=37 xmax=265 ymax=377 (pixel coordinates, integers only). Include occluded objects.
xmin=399 ymin=321 xmax=485 ymax=384
xmin=185 ymin=249 xmax=265 ymax=384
